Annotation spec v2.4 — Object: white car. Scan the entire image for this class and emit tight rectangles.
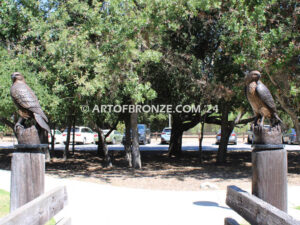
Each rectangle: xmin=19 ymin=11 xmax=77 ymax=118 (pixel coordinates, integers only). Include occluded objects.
xmin=62 ymin=127 xmax=95 ymax=145
xmin=48 ymin=130 xmax=64 ymax=144
xmin=161 ymin=127 xmax=171 ymax=144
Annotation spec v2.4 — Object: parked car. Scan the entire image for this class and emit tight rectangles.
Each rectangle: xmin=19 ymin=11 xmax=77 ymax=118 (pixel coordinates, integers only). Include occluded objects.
xmin=247 ymin=129 xmax=253 ymax=144
xmin=283 ymin=128 xmax=298 ymax=144
xmin=93 ymin=132 xmax=99 ymax=144
xmin=103 ymin=130 xmax=123 ymax=144
xmin=161 ymin=127 xmax=171 ymax=144
xmin=62 ymin=126 xmax=95 ymax=145
xmin=122 ymin=124 xmax=151 ymax=145
xmin=215 ymin=130 xmax=237 ymax=145
xmin=138 ymin=124 xmax=151 ymax=145
xmin=48 ymin=130 xmax=64 ymax=144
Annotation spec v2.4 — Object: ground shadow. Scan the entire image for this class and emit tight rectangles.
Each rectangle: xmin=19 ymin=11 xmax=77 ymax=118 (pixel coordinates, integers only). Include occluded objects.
xmin=193 ymin=201 xmax=231 ymax=210
xmin=0 ymin=149 xmax=299 ymax=188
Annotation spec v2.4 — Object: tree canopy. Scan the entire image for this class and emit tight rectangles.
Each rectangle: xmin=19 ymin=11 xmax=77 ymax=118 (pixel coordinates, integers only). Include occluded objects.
xmin=0 ymin=0 xmax=299 ymax=165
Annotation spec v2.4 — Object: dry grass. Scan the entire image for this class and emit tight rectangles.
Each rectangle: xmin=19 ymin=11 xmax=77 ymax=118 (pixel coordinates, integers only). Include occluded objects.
xmin=0 ymin=189 xmax=9 ymax=218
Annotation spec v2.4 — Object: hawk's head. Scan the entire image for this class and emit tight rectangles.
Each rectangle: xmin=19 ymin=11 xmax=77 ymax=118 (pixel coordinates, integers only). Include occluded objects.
xmin=11 ymin=72 xmax=25 ymax=83
xmin=245 ymin=70 xmax=261 ymax=84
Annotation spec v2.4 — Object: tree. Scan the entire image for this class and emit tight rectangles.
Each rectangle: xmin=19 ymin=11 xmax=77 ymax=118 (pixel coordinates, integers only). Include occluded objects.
xmin=261 ymin=1 xmax=300 ymax=143
xmin=219 ymin=0 xmax=300 ymax=143
xmin=2 ymin=0 xmax=297 ymax=165
xmin=136 ymin=1 xmax=259 ymax=161
xmin=130 ymin=112 xmax=141 ymax=168
xmin=0 ymin=48 xmax=56 ymax=136
xmin=19 ymin=0 xmax=157 ymax=165
xmin=135 ymin=1 xmax=224 ymax=157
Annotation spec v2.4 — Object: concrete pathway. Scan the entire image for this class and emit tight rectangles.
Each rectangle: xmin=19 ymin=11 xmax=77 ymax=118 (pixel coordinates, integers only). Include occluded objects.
xmin=0 ymin=169 xmax=299 ymax=225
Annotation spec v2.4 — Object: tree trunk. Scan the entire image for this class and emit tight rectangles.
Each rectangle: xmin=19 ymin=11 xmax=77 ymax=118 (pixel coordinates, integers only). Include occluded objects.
xmin=217 ymin=104 xmax=232 ymax=164
xmin=72 ymin=116 xmax=76 ymax=154
xmin=100 ymin=130 xmax=112 ymax=168
xmin=50 ymin=124 xmax=56 ymax=152
xmin=124 ymin=114 xmax=132 ymax=167
xmin=96 ymin=127 xmax=112 ymax=167
xmin=294 ymin=121 xmax=300 ymax=144
xmin=199 ymin=120 xmax=205 ymax=164
xmin=64 ymin=117 xmax=72 ymax=161
xmin=97 ymin=129 xmax=103 ymax=156
xmin=168 ymin=114 xmax=183 ymax=157
xmin=131 ymin=112 xmax=141 ymax=169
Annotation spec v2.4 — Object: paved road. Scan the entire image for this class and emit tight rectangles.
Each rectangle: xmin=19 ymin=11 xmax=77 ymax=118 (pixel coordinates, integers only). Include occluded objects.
xmin=0 ymin=142 xmax=299 ymax=152
xmin=0 ymin=170 xmax=299 ymax=225
xmin=50 ymin=143 xmax=255 ymax=152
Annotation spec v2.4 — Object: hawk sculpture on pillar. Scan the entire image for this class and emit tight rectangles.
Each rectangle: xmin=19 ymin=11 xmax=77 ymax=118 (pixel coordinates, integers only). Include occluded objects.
xmin=10 ymin=72 xmax=50 ymax=133
xmin=245 ymin=70 xmax=282 ymax=129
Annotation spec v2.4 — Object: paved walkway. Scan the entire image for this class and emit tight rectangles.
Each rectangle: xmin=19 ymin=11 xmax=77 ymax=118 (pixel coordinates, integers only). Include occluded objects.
xmin=0 ymin=169 xmax=299 ymax=225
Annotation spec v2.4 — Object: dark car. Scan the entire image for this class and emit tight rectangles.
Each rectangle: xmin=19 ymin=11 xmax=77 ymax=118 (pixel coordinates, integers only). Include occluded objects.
xmin=283 ymin=128 xmax=298 ymax=144
xmin=247 ymin=129 xmax=253 ymax=144
xmin=215 ymin=130 xmax=237 ymax=145
xmin=122 ymin=124 xmax=151 ymax=145
xmin=138 ymin=124 xmax=151 ymax=145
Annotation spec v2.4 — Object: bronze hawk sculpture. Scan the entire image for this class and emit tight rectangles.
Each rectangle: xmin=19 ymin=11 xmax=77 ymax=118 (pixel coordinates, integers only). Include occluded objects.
xmin=10 ymin=72 xmax=50 ymax=133
xmin=245 ymin=70 xmax=282 ymax=128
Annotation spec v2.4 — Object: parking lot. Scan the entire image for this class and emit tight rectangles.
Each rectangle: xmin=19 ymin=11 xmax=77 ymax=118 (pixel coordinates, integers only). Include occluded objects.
xmin=0 ymin=136 xmax=299 ymax=152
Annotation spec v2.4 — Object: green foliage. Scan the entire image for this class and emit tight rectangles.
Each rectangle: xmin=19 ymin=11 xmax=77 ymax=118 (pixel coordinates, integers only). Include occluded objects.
xmin=0 ymin=47 xmax=59 ymax=128
xmin=215 ymin=0 xmax=299 ymax=127
xmin=0 ymin=0 xmax=298 ymax=134
xmin=46 ymin=218 xmax=56 ymax=225
xmin=0 ymin=49 xmax=15 ymax=119
xmin=140 ymin=113 xmax=169 ymax=132
xmin=0 ymin=125 xmax=12 ymax=134
xmin=116 ymin=122 xmax=125 ymax=134
xmin=20 ymin=0 xmax=159 ymax=129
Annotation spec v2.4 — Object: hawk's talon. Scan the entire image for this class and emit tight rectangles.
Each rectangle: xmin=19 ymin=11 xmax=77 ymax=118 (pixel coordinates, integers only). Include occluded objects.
xmin=256 ymin=123 xmax=263 ymax=133
xmin=14 ymin=123 xmax=24 ymax=132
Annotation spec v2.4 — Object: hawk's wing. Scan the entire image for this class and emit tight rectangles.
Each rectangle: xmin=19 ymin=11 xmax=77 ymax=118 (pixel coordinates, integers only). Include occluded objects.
xmin=10 ymin=83 xmax=48 ymax=122
xmin=256 ymin=81 xmax=277 ymax=112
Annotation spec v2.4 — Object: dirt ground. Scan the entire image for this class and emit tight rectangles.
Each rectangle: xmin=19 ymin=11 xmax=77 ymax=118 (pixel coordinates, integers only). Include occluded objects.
xmin=0 ymin=149 xmax=299 ymax=191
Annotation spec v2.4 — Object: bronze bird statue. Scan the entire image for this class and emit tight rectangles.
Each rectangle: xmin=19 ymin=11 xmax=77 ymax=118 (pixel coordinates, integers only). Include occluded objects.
xmin=245 ymin=70 xmax=282 ymax=128
xmin=10 ymin=72 xmax=50 ymax=133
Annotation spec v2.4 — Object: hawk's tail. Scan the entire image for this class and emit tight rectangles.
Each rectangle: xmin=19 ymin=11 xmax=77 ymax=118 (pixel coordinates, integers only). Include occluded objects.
xmin=34 ymin=113 xmax=50 ymax=133
xmin=272 ymin=113 xmax=283 ymax=126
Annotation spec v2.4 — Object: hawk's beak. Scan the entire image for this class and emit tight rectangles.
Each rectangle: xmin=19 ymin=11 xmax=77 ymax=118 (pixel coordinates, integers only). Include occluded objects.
xmin=11 ymin=74 xmax=16 ymax=80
